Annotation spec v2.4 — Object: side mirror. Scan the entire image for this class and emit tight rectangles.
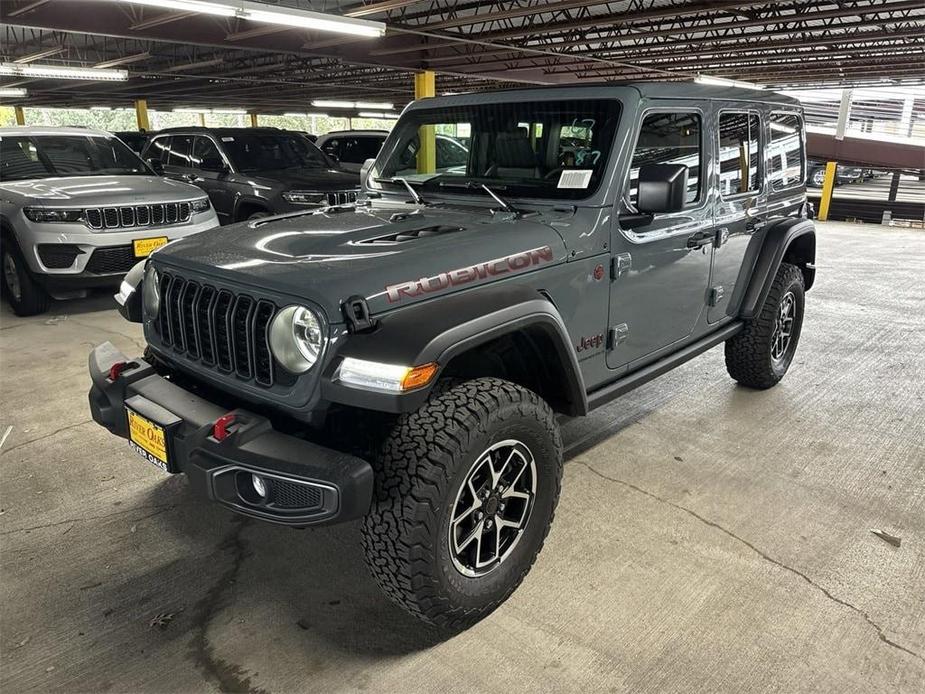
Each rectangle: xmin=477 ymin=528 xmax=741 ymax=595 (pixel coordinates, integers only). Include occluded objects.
xmin=636 ymin=163 xmax=688 ymax=214
xmin=199 ymin=157 xmax=228 ymax=174
xmin=146 ymin=157 xmax=164 ymax=175
xmin=359 ymin=157 xmax=376 ymax=187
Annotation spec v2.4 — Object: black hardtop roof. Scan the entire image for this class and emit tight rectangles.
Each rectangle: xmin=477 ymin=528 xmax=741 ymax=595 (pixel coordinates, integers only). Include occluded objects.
xmin=408 ymin=81 xmax=800 ymax=109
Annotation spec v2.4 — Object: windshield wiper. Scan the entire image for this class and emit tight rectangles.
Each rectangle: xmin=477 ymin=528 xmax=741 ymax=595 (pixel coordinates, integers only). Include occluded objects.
xmin=481 ymin=184 xmax=514 ymax=213
xmin=392 ymin=176 xmax=426 ymax=205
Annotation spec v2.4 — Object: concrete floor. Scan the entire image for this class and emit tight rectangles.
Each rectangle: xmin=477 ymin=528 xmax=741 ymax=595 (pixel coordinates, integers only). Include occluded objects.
xmin=1 ymin=220 xmax=923 ymax=693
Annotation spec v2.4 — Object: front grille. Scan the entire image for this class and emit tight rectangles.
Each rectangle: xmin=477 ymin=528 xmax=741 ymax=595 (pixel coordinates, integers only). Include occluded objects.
xmin=37 ymin=244 xmax=83 ymax=269
xmin=84 ymin=202 xmax=191 ymax=230
xmin=326 ymin=190 xmax=358 ymax=206
xmin=85 ymin=246 xmax=137 ymax=274
xmin=271 ymin=480 xmax=323 ymax=510
xmin=157 ymin=272 xmax=276 ymax=387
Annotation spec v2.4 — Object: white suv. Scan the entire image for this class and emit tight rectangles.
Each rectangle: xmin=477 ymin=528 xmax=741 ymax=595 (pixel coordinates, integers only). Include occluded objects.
xmin=0 ymin=127 xmax=219 ymax=315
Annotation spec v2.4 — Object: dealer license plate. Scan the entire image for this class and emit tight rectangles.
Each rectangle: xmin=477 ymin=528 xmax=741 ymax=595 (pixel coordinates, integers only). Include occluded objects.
xmin=133 ymin=236 xmax=168 ymax=258
xmin=127 ymin=408 xmax=170 ymax=472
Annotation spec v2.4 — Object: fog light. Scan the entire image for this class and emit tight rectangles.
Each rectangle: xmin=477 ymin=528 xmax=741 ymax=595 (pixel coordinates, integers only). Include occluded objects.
xmin=251 ymin=474 xmax=268 ymax=499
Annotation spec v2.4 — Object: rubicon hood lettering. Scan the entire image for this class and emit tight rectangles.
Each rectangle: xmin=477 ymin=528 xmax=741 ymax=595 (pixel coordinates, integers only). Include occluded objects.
xmin=386 ymin=246 xmax=554 ymax=303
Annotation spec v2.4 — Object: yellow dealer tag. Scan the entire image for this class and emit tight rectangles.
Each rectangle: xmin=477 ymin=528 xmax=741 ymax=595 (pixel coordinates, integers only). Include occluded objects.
xmin=126 ymin=409 xmax=169 ymax=471
xmin=133 ymin=236 xmax=168 ymax=258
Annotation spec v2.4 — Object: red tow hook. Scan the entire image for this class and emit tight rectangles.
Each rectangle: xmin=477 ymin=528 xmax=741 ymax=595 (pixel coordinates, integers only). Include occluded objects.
xmin=212 ymin=413 xmax=237 ymax=442
xmin=108 ymin=360 xmax=136 ymax=381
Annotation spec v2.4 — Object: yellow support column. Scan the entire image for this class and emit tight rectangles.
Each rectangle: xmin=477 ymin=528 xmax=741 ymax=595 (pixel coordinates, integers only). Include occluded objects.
xmin=817 ymin=161 xmax=838 ymax=221
xmin=198 ymin=112 xmax=206 ymax=127
xmin=249 ymin=112 xmax=258 ymax=127
xmin=134 ymin=99 xmax=150 ymax=131
xmin=415 ymin=71 xmax=436 ymax=174
xmin=14 ymin=106 xmax=25 ymax=125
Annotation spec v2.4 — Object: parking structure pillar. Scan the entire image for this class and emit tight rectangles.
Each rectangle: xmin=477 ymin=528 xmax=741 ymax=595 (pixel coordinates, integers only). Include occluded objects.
xmin=415 ymin=71 xmax=436 ymax=174
xmin=14 ymin=106 xmax=25 ymax=125
xmin=134 ymin=99 xmax=150 ymax=131
xmin=249 ymin=112 xmax=258 ymax=127
xmin=818 ymin=89 xmax=852 ymax=222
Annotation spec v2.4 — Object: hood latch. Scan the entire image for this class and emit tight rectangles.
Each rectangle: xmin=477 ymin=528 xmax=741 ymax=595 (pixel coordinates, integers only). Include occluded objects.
xmin=341 ymin=294 xmax=377 ymax=333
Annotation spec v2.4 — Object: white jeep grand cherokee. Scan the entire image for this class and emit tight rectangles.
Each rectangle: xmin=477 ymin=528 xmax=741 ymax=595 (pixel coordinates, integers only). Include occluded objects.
xmin=1 ymin=127 xmax=219 ymax=316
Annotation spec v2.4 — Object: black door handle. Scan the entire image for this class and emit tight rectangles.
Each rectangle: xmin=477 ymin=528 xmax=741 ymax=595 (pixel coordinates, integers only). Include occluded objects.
xmin=687 ymin=231 xmax=713 ymax=248
xmin=746 ymin=218 xmax=766 ymax=233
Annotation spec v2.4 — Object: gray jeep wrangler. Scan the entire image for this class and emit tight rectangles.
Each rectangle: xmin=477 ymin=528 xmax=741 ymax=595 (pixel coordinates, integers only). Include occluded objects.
xmin=89 ymin=83 xmax=815 ymax=629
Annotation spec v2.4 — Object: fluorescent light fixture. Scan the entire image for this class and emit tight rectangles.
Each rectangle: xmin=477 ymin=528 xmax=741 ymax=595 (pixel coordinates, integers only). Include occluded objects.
xmin=284 ymin=112 xmax=307 ymax=117
xmin=0 ymin=87 xmax=27 ymax=98
xmin=173 ymin=107 xmax=207 ymax=113
xmin=312 ymin=100 xmax=354 ymax=109
xmin=358 ymin=111 xmax=398 ymax=119
xmin=0 ymin=63 xmax=128 ymax=81
xmin=212 ymin=108 xmax=246 ymax=114
xmin=312 ymin=100 xmax=394 ymax=110
xmin=117 ymin=0 xmax=236 ymax=17
xmin=695 ymin=75 xmax=764 ymax=91
xmin=90 ymin=106 xmax=112 ymax=111
xmin=118 ymin=0 xmax=384 ymax=37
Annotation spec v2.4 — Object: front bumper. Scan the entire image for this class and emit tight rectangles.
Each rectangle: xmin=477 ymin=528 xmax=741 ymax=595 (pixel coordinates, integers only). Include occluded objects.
xmin=87 ymin=342 xmax=373 ymax=527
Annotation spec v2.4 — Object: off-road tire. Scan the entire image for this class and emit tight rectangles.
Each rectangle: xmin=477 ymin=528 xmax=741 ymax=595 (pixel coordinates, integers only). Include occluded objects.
xmin=725 ymin=262 xmax=805 ymax=389
xmin=1 ymin=240 xmax=49 ymax=316
xmin=362 ymin=377 xmax=563 ymax=629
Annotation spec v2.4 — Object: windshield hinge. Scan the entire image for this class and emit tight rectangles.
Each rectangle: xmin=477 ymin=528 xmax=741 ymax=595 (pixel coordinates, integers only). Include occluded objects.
xmin=341 ymin=295 xmax=377 ymax=333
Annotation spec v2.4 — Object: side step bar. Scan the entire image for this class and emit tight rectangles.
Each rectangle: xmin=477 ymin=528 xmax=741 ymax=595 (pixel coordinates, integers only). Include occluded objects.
xmin=586 ymin=322 xmax=744 ymax=411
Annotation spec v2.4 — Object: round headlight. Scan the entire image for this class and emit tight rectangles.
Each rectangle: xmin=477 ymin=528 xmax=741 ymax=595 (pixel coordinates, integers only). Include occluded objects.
xmin=143 ymin=263 xmax=160 ymax=317
xmin=269 ymin=305 xmax=324 ymax=373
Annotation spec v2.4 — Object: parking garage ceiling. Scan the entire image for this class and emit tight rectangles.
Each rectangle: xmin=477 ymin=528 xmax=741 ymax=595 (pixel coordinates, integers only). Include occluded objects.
xmin=1 ymin=0 xmax=924 ymax=112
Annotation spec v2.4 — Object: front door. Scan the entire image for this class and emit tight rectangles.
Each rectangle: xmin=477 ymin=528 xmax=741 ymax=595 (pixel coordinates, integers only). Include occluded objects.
xmin=709 ymin=109 xmax=767 ymax=323
xmin=607 ymin=105 xmax=714 ymax=370
xmin=189 ymin=136 xmax=235 ymax=223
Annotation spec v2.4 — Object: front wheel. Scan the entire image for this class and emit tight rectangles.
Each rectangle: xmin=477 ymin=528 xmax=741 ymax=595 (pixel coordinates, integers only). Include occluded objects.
xmin=362 ymin=378 xmax=563 ymax=629
xmin=1 ymin=242 xmax=49 ymax=316
xmin=725 ymin=262 xmax=805 ymax=389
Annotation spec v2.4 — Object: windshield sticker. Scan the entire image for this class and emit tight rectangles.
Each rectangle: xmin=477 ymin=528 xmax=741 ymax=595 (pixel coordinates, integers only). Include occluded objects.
xmin=221 ymin=137 xmax=235 ymax=142
xmin=557 ymin=170 xmax=593 ymax=189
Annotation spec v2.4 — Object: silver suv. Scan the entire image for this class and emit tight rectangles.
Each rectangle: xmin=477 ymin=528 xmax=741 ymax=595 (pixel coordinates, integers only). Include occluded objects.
xmin=0 ymin=127 xmax=219 ymax=315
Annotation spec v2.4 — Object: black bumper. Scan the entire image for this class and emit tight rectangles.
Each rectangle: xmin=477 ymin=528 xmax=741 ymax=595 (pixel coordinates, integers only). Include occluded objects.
xmin=87 ymin=342 xmax=373 ymax=527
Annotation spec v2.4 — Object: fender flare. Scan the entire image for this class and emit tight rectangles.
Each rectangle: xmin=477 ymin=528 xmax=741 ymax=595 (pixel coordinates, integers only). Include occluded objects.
xmin=232 ymin=195 xmax=270 ymax=221
xmin=321 ymin=284 xmax=588 ymax=416
xmin=740 ymin=218 xmax=816 ymax=319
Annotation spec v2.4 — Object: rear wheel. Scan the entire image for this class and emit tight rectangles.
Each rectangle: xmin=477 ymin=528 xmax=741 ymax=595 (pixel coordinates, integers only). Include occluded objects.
xmin=1 ymin=241 xmax=49 ymax=316
xmin=362 ymin=377 xmax=562 ymax=629
xmin=725 ymin=262 xmax=805 ymax=389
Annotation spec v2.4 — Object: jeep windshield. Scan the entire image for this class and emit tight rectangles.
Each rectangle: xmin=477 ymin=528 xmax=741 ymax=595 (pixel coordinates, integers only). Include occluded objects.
xmin=220 ymin=133 xmax=331 ymax=174
xmin=0 ymin=134 xmax=151 ymax=181
xmin=371 ymin=99 xmax=621 ymax=201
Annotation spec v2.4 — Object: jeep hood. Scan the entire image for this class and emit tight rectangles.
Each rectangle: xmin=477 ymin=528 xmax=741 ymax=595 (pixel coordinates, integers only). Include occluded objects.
xmin=0 ymin=175 xmax=205 ymax=205
xmin=153 ymin=204 xmax=569 ymax=319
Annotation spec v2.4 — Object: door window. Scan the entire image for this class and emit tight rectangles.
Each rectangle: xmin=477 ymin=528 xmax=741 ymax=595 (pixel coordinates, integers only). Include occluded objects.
xmin=338 ymin=137 xmax=383 ymax=164
xmin=628 ymin=111 xmax=702 ymax=205
xmin=718 ymin=112 xmax=761 ymax=197
xmin=148 ymin=136 xmax=172 ymax=163
xmin=167 ymin=135 xmax=194 ymax=168
xmin=192 ymin=136 xmax=222 ymax=169
xmin=768 ymin=113 xmax=804 ymax=189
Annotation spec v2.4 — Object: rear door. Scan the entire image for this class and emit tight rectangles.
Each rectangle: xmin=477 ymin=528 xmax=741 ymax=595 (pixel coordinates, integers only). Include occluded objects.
xmin=709 ymin=108 xmax=767 ymax=323
xmin=608 ymin=104 xmax=714 ymax=370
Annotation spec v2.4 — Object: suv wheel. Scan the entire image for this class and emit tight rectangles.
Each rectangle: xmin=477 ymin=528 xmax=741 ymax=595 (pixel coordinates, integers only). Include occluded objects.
xmin=362 ymin=377 xmax=562 ymax=629
xmin=725 ymin=262 xmax=805 ymax=389
xmin=1 ymin=242 xmax=49 ymax=316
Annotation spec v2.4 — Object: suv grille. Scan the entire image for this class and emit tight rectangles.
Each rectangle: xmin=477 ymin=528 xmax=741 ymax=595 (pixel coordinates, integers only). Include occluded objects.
xmin=85 ymin=202 xmax=191 ymax=230
xmin=85 ymin=246 xmax=137 ymax=274
xmin=157 ymin=272 xmax=276 ymax=387
xmin=327 ymin=191 xmax=358 ymax=206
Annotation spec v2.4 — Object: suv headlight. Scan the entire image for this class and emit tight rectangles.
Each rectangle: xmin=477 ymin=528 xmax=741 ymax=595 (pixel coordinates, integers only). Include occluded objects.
xmin=143 ymin=262 xmax=160 ymax=317
xmin=268 ymin=305 xmax=324 ymax=373
xmin=190 ymin=197 xmax=211 ymax=213
xmin=23 ymin=207 xmax=83 ymax=223
xmin=282 ymin=191 xmax=326 ymax=205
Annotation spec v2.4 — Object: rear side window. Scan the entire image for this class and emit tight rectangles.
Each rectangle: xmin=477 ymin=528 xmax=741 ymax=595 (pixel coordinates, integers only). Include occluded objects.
xmin=719 ymin=112 xmax=761 ymax=197
xmin=168 ymin=135 xmax=194 ymax=168
xmin=192 ymin=136 xmax=222 ymax=167
xmin=628 ymin=111 xmax=702 ymax=205
xmin=768 ymin=113 xmax=804 ymax=189
xmin=338 ymin=137 xmax=383 ymax=164
xmin=149 ymin=136 xmax=171 ymax=162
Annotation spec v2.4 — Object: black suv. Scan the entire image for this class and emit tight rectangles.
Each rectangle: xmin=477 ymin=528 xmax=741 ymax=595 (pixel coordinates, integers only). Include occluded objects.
xmin=141 ymin=127 xmax=359 ymax=224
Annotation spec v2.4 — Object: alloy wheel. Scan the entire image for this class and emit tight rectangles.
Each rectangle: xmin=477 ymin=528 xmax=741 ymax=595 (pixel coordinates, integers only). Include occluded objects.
xmin=770 ymin=290 xmax=796 ymax=363
xmin=3 ymin=252 xmax=22 ymax=302
xmin=448 ymin=439 xmax=537 ymax=577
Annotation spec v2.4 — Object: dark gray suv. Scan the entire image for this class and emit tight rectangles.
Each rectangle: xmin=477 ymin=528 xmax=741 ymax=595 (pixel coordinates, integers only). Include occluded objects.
xmin=90 ymin=83 xmax=815 ymax=630
xmin=142 ymin=127 xmax=359 ymax=224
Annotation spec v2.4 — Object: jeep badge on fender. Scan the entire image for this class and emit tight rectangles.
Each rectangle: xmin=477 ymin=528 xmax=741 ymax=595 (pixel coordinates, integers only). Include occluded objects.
xmin=89 ymin=83 xmax=814 ymax=630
